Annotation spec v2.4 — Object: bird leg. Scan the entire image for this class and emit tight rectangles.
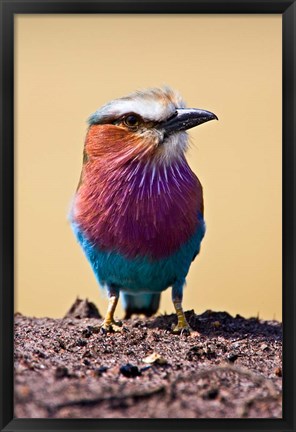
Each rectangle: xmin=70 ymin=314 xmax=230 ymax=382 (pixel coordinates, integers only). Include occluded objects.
xmin=101 ymin=285 xmax=122 ymax=333
xmin=172 ymin=301 xmax=190 ymax=334
xmin=171 ymin=283 xmax=191 ymax=334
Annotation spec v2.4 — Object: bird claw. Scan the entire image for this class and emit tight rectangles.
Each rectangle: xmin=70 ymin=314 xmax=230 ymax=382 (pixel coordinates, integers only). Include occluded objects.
xmin=100 ymin=320 xmax=123 ymax=334
xmin=171 ymin=322 xmax=191 ymax=335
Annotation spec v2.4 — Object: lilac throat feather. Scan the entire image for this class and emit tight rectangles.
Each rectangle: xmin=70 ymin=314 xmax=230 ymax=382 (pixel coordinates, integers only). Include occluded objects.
xmin=72 ymin=156 xmax=203 ymax=260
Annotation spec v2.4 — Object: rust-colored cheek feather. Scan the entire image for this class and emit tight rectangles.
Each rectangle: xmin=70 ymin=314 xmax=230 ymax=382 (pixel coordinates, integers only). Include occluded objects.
xmin=85 ymin=125 xmax=156 ymax=163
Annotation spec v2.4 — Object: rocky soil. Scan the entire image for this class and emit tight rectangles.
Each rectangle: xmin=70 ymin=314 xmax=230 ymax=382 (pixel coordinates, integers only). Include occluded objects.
xmin=14 ymin=299 xmax=282 ymax=418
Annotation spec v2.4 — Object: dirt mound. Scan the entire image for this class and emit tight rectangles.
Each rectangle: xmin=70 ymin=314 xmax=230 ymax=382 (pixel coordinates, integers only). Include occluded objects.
xmin=14 ymin=302 xmax=282 ymax=418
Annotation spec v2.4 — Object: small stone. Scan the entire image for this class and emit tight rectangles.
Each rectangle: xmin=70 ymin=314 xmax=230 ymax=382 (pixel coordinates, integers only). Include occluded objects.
xmin=274 ymin=367 xmax=282 ymax=377
xmin=119 ymin=363 xmax=141 ymax=378
xmin=227 ymin=353 xmax=239 ymax=363
xmin=76 ymin=339 xmax=87 ymax=347
xmin=260 ymin=343 xmax=269 ymax=351
xmin=81 ymin=328 xmax=92 ymax=338
xmin=232 ymin=342 xmax=240 ymax=349
xmin=95 ymin=366 xmax=108 ymax=377
xmin=142 ymin=353 xmax=168 ymax=365
xmin=55 ymin=366 xmax=69 ymax=379
xmin=203 ymin=388 xmax=219 ymax=400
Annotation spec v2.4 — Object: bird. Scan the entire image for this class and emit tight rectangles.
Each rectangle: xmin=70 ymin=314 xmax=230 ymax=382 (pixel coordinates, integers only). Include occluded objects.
xmin=70 ymin=87 xmax=217 ymax=333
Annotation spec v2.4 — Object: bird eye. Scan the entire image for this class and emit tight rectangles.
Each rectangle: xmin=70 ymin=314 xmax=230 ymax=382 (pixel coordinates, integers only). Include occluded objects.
xmin=124 ymin=114 xmax=140 ymax=128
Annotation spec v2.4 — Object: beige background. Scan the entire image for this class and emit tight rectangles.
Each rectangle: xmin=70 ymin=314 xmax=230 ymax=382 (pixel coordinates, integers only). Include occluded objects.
xmin=15 ymin=15 xmax=282 ymax=320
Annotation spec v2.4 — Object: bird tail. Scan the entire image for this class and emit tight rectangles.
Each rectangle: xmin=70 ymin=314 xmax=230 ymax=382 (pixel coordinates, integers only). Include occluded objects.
xmin=121 ymin=293 xmax=161 ymax=319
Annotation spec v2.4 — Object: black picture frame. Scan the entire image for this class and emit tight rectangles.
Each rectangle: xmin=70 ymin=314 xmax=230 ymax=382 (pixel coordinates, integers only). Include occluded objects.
xmin=0 ymin=1 xmax=295 ymax=431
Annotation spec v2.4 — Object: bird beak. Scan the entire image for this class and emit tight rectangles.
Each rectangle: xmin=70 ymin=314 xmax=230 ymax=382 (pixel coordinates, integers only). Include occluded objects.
xmin=158 ymin=108 xmax=218 ymax=135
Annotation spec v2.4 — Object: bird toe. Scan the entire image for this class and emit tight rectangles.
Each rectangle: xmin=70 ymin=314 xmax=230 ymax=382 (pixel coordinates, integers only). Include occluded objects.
xmin=100 ymin=320 xmax=123 ymax=334
xmin=171 ymin=323 xmax=191 ymax=335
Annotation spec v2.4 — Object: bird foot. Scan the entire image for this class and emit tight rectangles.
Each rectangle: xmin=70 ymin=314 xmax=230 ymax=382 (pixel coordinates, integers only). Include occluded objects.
xmin=100 ymin=319 xmax=123 ymax=334
xmin=171 ymin=322 xmax=191 ymax=335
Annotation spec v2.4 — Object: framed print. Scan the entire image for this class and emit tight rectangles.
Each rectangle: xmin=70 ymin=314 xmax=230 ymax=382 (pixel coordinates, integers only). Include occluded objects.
xmin=0 ymin=1 xmax=295 ymax=431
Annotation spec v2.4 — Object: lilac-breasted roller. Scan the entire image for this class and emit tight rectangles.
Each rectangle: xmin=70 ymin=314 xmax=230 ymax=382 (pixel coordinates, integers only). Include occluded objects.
xmin=70 ymin=87 xmax=217 ymax=333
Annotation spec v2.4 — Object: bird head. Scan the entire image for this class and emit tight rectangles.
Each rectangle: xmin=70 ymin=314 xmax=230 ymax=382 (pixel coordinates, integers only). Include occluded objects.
xmin=84 ymin=87 xmax=217 ymax=167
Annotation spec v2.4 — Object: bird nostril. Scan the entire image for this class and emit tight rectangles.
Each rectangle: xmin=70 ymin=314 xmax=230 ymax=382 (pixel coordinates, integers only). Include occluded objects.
xmin=166 ymin=111 xmax=178 ymax=122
